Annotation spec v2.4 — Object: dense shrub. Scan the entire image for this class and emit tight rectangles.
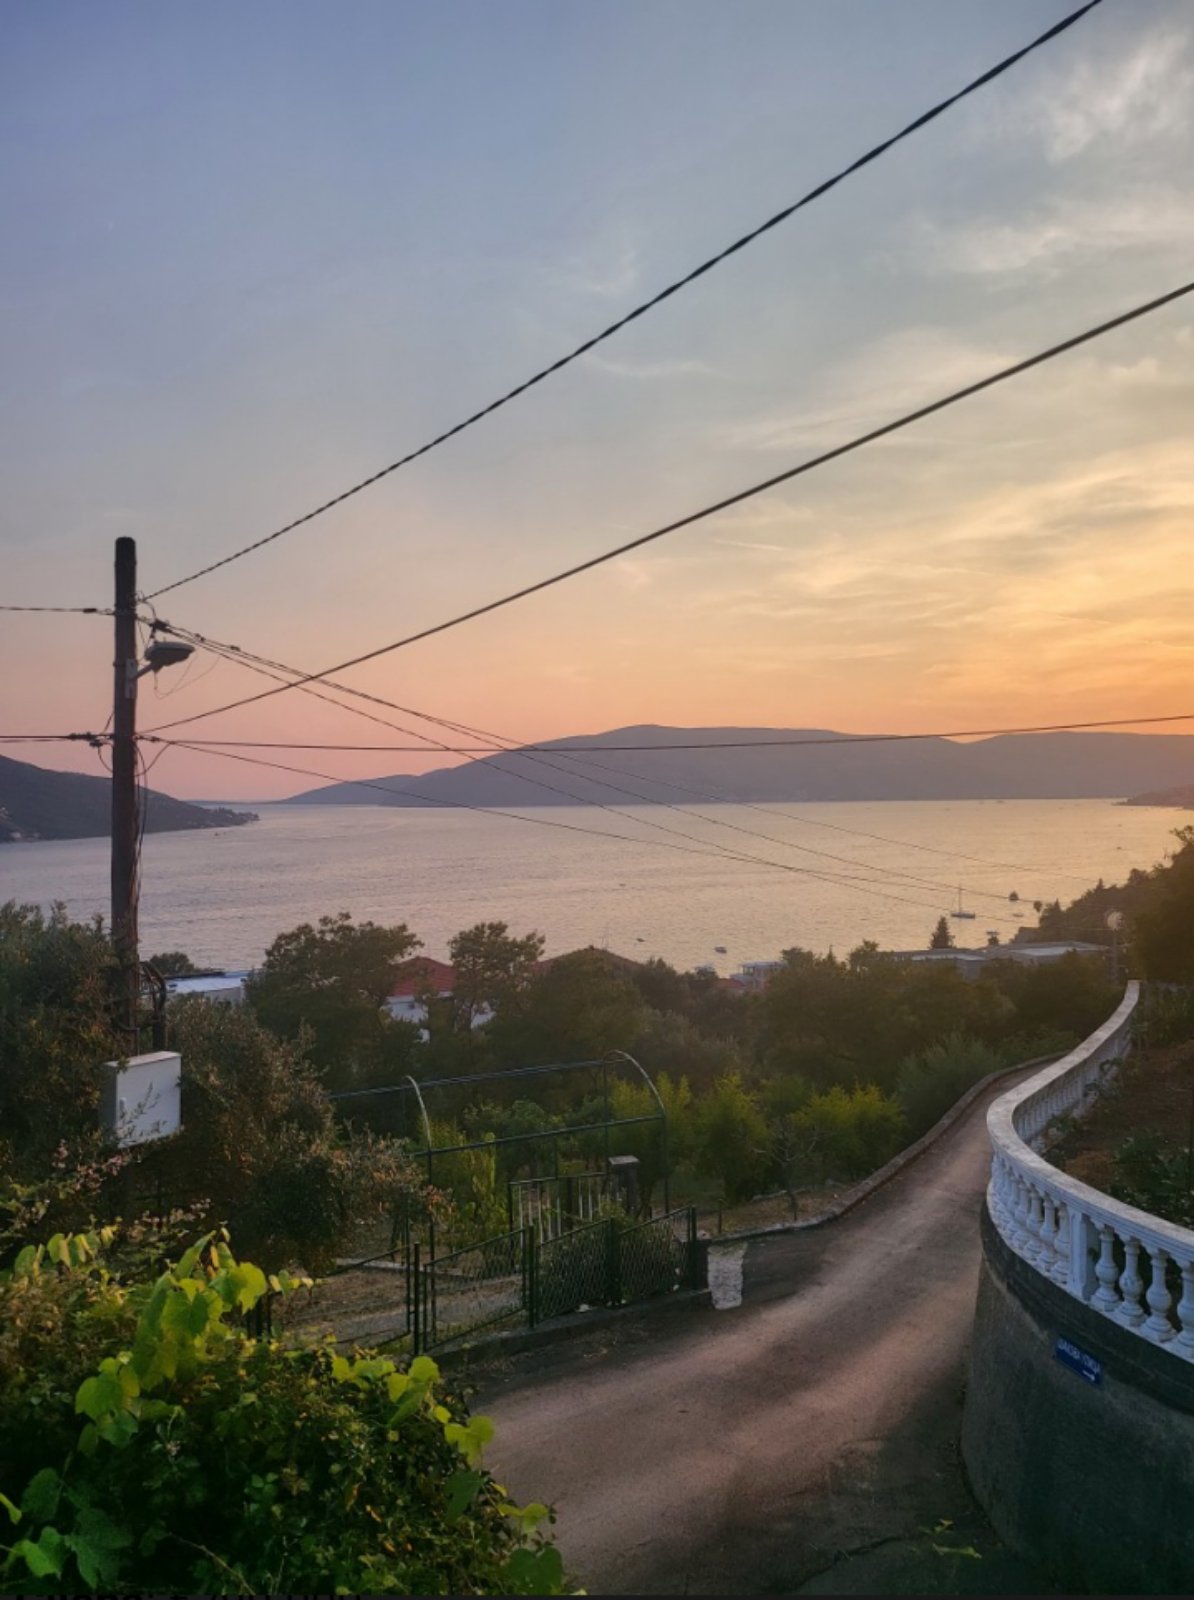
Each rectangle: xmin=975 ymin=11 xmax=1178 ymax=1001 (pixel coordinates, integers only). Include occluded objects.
xmin=0 ymin=1229 xmax=565 ymax=1596
xmin=1110 ymin=1132 xmax=1194 ymax=1229
xmin=0 ymin=903 xmax=122 ymax=1171
xmin=787 ymin=1084 xmax=906 ymax=1181
xmin=247 ymin=912 xmax=422 ymax=1091
xmin=896 ymin=1034 xmax=1007 ymax=1137
xmin=137 ymin=1001 xmax=427 ymax=1271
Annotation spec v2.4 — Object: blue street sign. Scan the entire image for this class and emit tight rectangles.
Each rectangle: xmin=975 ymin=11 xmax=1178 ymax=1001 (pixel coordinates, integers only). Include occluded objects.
xmin=1055 ymin=1336 xmax=1102 ymax=1385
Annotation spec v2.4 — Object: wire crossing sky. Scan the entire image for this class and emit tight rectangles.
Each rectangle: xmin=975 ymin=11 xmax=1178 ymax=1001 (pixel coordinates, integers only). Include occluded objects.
xmin=4 ymin=1 xmax=1193 ymax=798
xmin=144 ymin=0 xmax=1105 ymax=601
xmin=145 ymin=279 xmax=1194 ymax=737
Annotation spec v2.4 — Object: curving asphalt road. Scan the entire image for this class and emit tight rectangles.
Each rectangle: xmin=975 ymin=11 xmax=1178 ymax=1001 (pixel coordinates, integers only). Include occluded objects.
xmin=482 ymin=1073 xmax=1040 ymax=1596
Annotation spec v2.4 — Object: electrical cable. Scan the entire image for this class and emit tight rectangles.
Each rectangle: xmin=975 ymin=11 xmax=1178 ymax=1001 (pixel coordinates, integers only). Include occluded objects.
xmin=0 ymin=605 xmax=112 ymax=615
xmin=147 ymin=620 xmax=1145 ymax=890
xmin=141 ymin=709 xmax=1194 ymax=752
xmin=142 ymin=649 xmax=979 ymax=903
xmin=162 ymin=736 xmax=1023 ymax=922
xmin=0 ymin=733 xmax=106 ymax=744
xmin=146 ymin=628 xmax=1030 ymax=903
xmin=145 ymin=277 xmax=1194 ymax=737
xmin=144 ymin=0 xmax=1105 ymax=601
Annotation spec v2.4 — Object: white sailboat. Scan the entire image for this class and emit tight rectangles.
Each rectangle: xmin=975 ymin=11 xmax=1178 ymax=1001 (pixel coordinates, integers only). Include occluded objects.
xmin=950 ymin=886 xmax=977 ymax=920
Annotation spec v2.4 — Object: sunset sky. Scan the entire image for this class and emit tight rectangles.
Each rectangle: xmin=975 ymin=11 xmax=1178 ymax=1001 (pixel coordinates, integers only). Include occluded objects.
xmin=3 ymin=0 xmax=1192 ymax=799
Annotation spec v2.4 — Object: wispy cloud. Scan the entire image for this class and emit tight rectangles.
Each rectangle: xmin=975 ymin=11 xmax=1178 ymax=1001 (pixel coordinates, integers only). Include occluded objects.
xmin=710 ymin=537 xmax=788 ymax=554
xmin=545 ymin=242 xmax=639 ymax=299
xmin=916 ymin=188 xmax=1194 ymax=280
xmin=584 ymin=352 xmax=717 ymax=381
xmin=1037 ymin=26 xmax=1193 ymax=163
xmin=715 ymin=326 xmax=1005 ymax=454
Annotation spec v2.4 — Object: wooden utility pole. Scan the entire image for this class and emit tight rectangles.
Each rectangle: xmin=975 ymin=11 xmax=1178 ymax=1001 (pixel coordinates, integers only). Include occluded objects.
xmin=111 ymin=536 xmax=140 ymax=1046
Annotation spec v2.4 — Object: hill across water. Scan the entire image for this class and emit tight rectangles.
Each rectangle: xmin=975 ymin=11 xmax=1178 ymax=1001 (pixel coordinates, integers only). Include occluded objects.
xmin=0 ymin=753 xmax=257 ymax=842
xmin=284 ymin=725 xmax=1194 ymax=808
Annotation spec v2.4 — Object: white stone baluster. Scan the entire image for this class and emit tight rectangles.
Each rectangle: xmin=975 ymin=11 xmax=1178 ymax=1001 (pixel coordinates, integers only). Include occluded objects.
xmin=1118 ymin=1237 xmax=1146 ymax=1328
xmin=1051 ymin=1201 xmax=1070 ymax=1286
xmin=1068 ymin=1207 xmax=1095 ymax=1299
xmin=1177 ymin=1263 xmax=1194 ymax=1357
xmin=1092 ymin=1224 xmax=1121 ymax=1314
xmin=1144 ymin=1247 xmax=1175 ymax=1343
xmin=1017 ymin=1190 xmax=1037 ymax=1260
xmin=1010 ymin=1175 xmax=1030 ymax=1254
xmin=989 ymin=1158 xmax=1007 ymax=1232
xmin=1040 ymin=1194 xmax=1058 ymax=1271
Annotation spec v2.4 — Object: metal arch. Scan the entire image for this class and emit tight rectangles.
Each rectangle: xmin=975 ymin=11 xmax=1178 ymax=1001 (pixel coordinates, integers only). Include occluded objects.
xmin=603 ymin=1050 xmax=667 ymax=1121
xmin=402 ymin=1073 xmax=434 ymax=1156
xmin=603 ymin=1050 xmax=671 ymax=1214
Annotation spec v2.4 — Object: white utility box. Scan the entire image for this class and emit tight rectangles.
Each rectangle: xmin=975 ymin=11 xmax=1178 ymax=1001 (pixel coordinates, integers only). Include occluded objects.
xmin=99 ymin=1051 xmax=182 ymax=1147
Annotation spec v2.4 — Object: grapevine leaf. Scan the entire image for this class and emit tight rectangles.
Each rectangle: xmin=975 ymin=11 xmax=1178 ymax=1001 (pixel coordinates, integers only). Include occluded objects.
xmin=20 ymin=1468 xmax=61 ymax=1523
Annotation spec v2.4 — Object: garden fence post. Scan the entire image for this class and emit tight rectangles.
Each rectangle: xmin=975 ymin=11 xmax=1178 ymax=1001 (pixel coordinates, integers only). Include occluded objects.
xmin=411 ymin=1241 xmax=422 ymax=1354
xmin=526 ymin=1228 xmax=539 ymax=1329
xmin=605 ymin=1218 xmax=623 ymax=1307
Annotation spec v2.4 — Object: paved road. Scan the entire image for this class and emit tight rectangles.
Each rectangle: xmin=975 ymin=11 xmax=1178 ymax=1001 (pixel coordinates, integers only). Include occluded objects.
xmin=482 ymin=1075 xmax=1037 ymax=1595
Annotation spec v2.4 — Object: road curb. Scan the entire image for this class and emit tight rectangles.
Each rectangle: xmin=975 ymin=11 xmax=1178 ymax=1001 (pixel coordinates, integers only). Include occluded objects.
xmin=713 ymin=1052 xmax=1060 ymax=1246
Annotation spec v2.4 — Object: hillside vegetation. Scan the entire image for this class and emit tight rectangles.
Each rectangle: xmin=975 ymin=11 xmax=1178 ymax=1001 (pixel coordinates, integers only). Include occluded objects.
xmin=0 ymin=753 xmax=256 ymax=842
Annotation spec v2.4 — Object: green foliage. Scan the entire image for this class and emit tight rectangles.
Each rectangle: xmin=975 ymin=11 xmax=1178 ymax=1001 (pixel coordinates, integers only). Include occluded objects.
xmin=783 ymin=1084 xmax=906 ymax=1182
xmin=1134 ymin=830 xmax=1194 ymax=982
xmin=1109 ymin=1132 xmax=1194 ymax=1229
xmin=983 ymin=954 xmax=1115 ymax=1042
xmin=145 ymin=950 xmax=197 ymax=977
xmin=1139 ymin=985 xmax=1194 ymax=1048
xmin=426 ymin=1121 xmax=508 ymax=1243
xmin=761 ymin=945 xmax=1016 ymax=1092
xmin=140 ymin=1002 xmax=427 ymax=1272
xmin=628 ymin=1009 xmax=741 ymax=1091
xmin=448 ymin=923 xmax=545 ymax=1031
xmin=247 ymin=912 xmax=422 ymax=1091
xmin=0 ymin=903 xmax=123 ymax=1170
xmin=694 ymin=1074 xmax=769 ymax=1203
xmin=896 ymin=1034 xmax=1007 ymax=1137
xmin=608 ymin=1073 xmax=695 ymax=1210
xmin=0 ymin=1230 xmax=565 ymax=1596
xmin=929 ymin=916 xmax=954 ymax=950
xmin=489 ymin=949 xmax=647 ymax=1067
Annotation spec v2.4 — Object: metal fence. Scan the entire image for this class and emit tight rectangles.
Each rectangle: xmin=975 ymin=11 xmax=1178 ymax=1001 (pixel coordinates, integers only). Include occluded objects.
xmin=413 ymin=1227 xmax=529 ymax=1351
xmin=619 ymin=1208 xmax=698 ymax=1305
xmin=410 ymin=1206 xmax=703 ymax=1351
xmin=261 ymin=1205 xmax=703 ymax=1355
xmin=509 ymin=1170 xmax=610 ymax=1242
xmin=532 ymin=1214 xmax=614 ymax=1322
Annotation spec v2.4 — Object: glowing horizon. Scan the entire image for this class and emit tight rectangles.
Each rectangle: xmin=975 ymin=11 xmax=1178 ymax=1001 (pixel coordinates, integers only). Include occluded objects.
xmin=3 ymin=1 xmax=1193 ymax=800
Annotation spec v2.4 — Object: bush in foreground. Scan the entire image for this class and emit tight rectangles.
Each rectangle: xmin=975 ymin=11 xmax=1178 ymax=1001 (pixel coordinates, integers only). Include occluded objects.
xmin=0 ymin=1229 xmax=564 ymax=1596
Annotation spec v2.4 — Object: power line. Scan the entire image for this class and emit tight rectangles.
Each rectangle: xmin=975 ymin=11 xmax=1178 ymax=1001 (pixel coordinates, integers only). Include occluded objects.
xmin=143 ymin=625 xmax=1054 ymax=906
xmin=145 ymin=632 xmax=997 ymax=901
xmin=141 ymin=626 xmax=1012 ymax=898
xmin=163 ymin=737 xmax=1022 ymax=922
xmin=0 ymin=605 xmax=111 ymax=615
xmin=144 ymin=620 xmax=1148 ymax=888
xmin=144 ymin=0 xmax=1106 ymax=602
xmin=146 ymin=277 xmax=1194 ymax=738
xmin=0 ymin=732 xmax=107 ymax=744
xmin=143 ymin=709 xmax=1194 ymax=752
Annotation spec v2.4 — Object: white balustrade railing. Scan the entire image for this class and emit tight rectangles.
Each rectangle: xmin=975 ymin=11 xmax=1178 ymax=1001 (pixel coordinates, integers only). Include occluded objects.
xmin=987 ymin=981 xmax=1194 ymax=1361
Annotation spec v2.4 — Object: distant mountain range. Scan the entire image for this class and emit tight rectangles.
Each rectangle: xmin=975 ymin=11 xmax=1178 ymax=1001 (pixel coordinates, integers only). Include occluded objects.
xmin=0 ymin=753 xmax=258 ymax=842
xmin=283 ymin=725 xmax=1194 ymax=808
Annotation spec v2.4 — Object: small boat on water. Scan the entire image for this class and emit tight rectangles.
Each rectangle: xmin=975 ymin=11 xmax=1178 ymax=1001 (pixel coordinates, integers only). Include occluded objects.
xmin=714 ymin=945 xmax=727 ymax=954
xmin=950 ymin=887 xmax=977 ymax=920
